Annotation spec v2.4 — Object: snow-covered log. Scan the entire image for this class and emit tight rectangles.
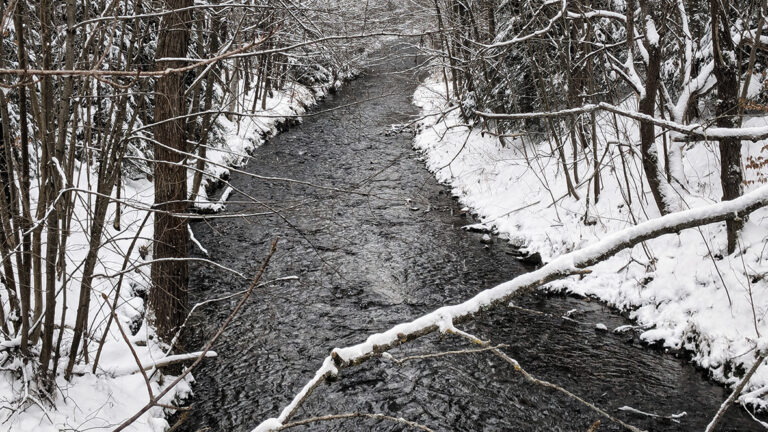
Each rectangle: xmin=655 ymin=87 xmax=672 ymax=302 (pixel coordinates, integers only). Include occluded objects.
xmin=72 ymin=352 xmax=218 ymax=377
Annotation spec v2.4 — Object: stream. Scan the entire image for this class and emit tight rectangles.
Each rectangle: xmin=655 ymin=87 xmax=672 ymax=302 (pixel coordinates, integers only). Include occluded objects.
xmin=179 ymin=44 xmax=760 ymax=432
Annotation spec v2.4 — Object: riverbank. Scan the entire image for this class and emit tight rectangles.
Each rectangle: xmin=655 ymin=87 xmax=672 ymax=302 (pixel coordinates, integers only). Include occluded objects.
xmin=1 ymin=72 xmax=346 ymax=432
xmin=413 ymin=74 xmax=768 ymax=411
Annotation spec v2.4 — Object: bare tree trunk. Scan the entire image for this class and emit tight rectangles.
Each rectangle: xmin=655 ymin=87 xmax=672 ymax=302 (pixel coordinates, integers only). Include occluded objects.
xmin=564 ymin=9 xmax=583 ymax=185
xmin=38 ymin=0 xmax=61 ymax=385
xmin=191 ymin=17 xmax=220 ymax=202
xmin=638 ymin=1 xmax=673 ymax=215
xmin=486 ymin=0 xmax=496 ymax=38
xmin=28 ymin=2 xmax=46 ymax=344
xmin=13 ymin=1 xmax=33 ymax=351
xmin=151 ymin=0 xmax=193 ymax=343
xmin=229 ymin=59 xmax=239 ymax=116
xmin=65 ymin=181 xmax=114 ymax=380
xmin=262 ymin=55 xmax=272 ymax=110
xmin=65 ymin=93 xmax=132 ymax=380
xmin=587 ymin=43 xmax=600 ymax=203
xmin=710 ymin=0 xmax=744 ymax=254
xmin=530 ymin=44 xmax=579 ymax=200
xmin=434 ymin=0 xmax=456 ymax=98
xmin=0 ymin=10 xmax=22 ymax=339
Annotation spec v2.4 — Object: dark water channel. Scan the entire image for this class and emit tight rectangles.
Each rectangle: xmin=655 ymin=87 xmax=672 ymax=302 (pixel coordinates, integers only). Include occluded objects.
xmin=179 ymin=45 xmax=760 ymax=432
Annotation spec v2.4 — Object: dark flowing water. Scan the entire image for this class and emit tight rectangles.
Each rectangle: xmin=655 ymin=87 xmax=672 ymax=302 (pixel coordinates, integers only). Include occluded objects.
xmin=179 ymin=45 xmax=760 ymax=432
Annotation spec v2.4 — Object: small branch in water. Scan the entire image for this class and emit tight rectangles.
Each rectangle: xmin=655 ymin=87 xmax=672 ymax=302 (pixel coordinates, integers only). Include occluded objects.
xmin=188 ymin=225 xmax=209 ymax=257
xmin=742 ymin=405 xmax=768 ymax=429
xmin=447 ymin=328 xmax=647 ymax=432
xmin=618 ymin=406 xmax=686 ymax=423
xmin=382 ymin=344 xmax=509 ymax=365
xmin=277 ymin=412 xmax=435 ymax=431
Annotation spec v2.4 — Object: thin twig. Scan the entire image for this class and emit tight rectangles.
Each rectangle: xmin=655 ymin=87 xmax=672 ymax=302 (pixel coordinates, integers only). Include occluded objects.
xmin=278 ymin=412 xmax=435 ymax=431
xmin=448 ymin=329 xmax=646 ymax=432
xmin=383 ymin=344 xmax=509 ymax=364
xmin=99 ymin=293 xmax=153 ymax=399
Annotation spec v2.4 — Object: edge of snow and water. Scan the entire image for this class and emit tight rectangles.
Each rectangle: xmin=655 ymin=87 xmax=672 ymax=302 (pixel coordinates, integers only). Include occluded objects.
xmin=411 ymin=75 xmax=768 ymax=410
xmin=189 ymin=74 xmax=350 ymax=212
xmin=1 ymin=68 xmax=351 ymax=431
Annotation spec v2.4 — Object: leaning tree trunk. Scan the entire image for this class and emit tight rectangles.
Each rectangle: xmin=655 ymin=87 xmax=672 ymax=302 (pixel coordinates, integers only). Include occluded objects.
xmin=151 ymin=0 xmax=193 ymax=342
xmin=638 ymin=2 xmax=674 ymax=216
xmin=710 ymin=0 xmax=744 ymax=254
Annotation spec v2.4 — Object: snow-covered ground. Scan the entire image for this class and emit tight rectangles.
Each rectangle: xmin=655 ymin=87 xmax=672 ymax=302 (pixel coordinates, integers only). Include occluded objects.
xmin=0 ymin=76 xmax=342 ymax=432
xmin=413 ymin=76 xmax=768 ymax=407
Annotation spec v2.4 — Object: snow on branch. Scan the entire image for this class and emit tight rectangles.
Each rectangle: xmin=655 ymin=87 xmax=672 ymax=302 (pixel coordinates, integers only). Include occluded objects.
xmin=475 ymin=102 xmax=768 ymax=142
xmin=253 ymin=185 xmax=768 ymax=432
xmin=73 ymin=352 xmax=218 ymax=377
xmin=669 ymin=61 xmax=715 ymax=122
xmin=566 ymin=10 xmax=626 ymax=22
xmin=482 ymin=0 xmax=567 ymax=48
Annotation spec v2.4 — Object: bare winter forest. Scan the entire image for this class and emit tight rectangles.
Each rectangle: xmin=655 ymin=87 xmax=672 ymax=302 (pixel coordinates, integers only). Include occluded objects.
xmin=0 ymin=0 xmax=767 ymax=431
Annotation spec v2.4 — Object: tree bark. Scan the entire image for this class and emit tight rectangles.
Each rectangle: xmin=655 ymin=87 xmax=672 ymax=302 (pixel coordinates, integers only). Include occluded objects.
xmin=190 ymin=16 xmax=220 ymax=203
xmin=13 ymin=0 xmax=33 ymax=351
xmin=151 ymin=0 xmax=193 ymax=343
xmin=38 ymin=0 xmax=60 ymax=384
xmin=710 ymin=0 xmax=744 ymax=254
xmin=638 ymin=2 xmax=674 ymax=215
